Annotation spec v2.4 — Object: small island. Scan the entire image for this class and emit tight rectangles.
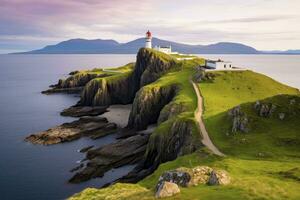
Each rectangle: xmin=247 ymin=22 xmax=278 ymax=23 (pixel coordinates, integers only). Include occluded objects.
xmin=25 ymin=31 xmax=300 ymax=200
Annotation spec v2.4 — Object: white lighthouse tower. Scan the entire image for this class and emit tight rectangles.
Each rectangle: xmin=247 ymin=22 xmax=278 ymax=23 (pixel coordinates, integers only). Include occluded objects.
xmin=145 ymin=30 xmax=152 ymax=48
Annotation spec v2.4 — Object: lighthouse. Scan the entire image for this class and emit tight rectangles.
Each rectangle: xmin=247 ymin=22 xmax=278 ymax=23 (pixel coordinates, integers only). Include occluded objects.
xmin=145 ymin=30 xmax=152 ymax=48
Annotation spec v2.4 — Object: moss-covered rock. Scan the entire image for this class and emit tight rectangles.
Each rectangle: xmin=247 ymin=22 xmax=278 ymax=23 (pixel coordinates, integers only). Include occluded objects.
xmin=78 ymin=48 xmax=178 ymax=107
xmin=142 ymin=118 xmax=201 ymax=171
xmin=127 ymin=84 xmax=178 ymax=130
xmin=80 ymin=73 xmax=134 ymax=106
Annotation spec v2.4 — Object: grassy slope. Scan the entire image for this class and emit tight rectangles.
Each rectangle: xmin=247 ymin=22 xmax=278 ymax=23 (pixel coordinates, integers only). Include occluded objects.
xmin=70 ymin=56 xmax=300 ymax=200
xmin=137 ymin=56 xmax=205 ymax=155
xmin=199 ymin=70 xmax=300 ymax=159
xmin=75 ymin=62 xmax=134 ymax=75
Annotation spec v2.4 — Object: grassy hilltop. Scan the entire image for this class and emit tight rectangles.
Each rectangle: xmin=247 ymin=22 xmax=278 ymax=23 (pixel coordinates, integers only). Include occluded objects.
xmin=70 ymin=50 xmax=300 ymax=200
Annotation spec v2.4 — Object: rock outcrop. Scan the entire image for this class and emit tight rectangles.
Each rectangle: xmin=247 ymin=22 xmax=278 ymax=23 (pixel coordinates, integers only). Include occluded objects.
xmin=61 ymin=106 xmax=108 ymax=117
xmin=78 ymin=48 xmax=177 ymax=107
xmin=69 ymin=133 xmax=150 ymax=183
xmin=254 ymin=101 xmax=276 ymax=117
xmin=156 ymin=166 xmax=230 ymax=191
xmin=25 ymin=117 xmax=117 ymax=145
xmin=79 ymin=73 xmax=135 ymax=106
xmin=157 ymin=166 xmax=214 ymax=188
xmin=155 ymin=181 xmax=180 ymax=198
xmin=139 ymin=119 xmax=201 ymax=179
xmin=42 ymin=72 xmax=110 ymax=94
xmin=228 ymin=106 xmax=249 ymax=133
xmin=127 ymin=84 xmax=178 ymax=130
xmin=132 ymin=48 xmax=177 ymax=90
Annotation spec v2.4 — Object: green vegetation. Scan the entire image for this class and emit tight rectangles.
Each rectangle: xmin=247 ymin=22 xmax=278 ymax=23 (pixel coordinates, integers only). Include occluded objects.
xmin=70 ymin=151 xmax=300 ymax=200
xmin=69 ymin=51 xmax=300 ymax=200
xmin=199 ymin=70 xmax=300 ymax=159
xmin=170 ymin=53 xmax=197 ymax=59
xmin=83 ymin=62 xmax=135 ymax=75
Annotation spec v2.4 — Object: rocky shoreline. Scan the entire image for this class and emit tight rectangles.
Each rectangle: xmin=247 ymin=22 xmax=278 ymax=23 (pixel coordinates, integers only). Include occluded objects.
xmin=26 ymin=48 xmax=201 ymax=186
xmin=25 ymin=116 xmax=117 ymax=145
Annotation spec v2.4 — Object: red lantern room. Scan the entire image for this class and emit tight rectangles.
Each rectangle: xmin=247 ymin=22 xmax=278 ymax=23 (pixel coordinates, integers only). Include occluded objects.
xmin=146 ymin=30 xmax=152 ymax=38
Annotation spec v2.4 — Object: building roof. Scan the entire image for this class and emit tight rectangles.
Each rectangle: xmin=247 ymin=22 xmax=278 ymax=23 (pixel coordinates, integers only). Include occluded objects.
xmin=206 ymin=59 xmax=231 ymax=64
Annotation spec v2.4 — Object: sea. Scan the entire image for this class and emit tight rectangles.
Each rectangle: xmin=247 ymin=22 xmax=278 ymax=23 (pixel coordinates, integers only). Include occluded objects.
xmin=0 ymin=54 xmax=299 ymax=200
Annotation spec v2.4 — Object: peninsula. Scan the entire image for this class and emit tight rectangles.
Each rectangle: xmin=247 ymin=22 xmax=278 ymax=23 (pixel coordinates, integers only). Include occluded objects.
xmin=26 ymin=31 xmax=300 ymax=200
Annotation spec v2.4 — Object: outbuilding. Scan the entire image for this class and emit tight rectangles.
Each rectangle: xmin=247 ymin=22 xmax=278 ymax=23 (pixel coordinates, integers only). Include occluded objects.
xmin=205 ymin=59 xmax=233 ymax=70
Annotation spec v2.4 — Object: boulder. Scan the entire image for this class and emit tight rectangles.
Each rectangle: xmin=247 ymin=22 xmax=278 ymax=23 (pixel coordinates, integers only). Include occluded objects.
xmin=155 ymin=181 xmax=180 ymax=198
xmin=207 ymin=170 xmax=230 ymax=186
xmin=157 ymin=166 xmax=214 ymax=188
xmin=190 ymin=166 xmax=213 ymax=186
xmin=156 ymin=168 xmax=191 ymax=189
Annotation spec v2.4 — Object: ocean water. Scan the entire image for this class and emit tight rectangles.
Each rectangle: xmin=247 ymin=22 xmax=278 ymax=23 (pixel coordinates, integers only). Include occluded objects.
xmin=0 ymin=54 xmax=136 ymax=200
xmin=0 ymin=54 xmax=299 ymax=200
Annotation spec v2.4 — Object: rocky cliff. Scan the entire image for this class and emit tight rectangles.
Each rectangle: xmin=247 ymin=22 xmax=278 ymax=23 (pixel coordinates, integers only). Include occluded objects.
xmin=142 ymin=118 xmax=201 ymax=170
xmin=79 ymin=73 xmax=135 ymax=106
xmin=127 ymin=84 xmax=178 ymax=130
xmin=78 ymin=48 xmax=177 ymax=107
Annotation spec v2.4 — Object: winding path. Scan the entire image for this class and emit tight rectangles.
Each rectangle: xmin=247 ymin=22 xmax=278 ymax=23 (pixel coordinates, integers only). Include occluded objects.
xmin=191 ymin=79 xmax=225 ymax=156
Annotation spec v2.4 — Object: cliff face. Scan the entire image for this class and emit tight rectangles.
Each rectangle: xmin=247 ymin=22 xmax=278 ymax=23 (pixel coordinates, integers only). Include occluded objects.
xmin=127 ymin=84 xmax=178 ymax=130
xmin=80 ymin=74 xmax=134 ymax=106
xmin=78 ymin=48 xmax=177 ymax=107
xmin=132 ymin=48 xmax=177 ymax=90
xmin=142 ymin=119 xmax=201 ymax=170
xmin=57 ymin=72 xmax=109 ymax=88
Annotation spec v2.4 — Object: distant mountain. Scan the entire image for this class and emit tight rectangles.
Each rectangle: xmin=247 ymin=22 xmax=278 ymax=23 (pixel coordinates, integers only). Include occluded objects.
xmin=16 ymin=37 xmax=261 ymax=54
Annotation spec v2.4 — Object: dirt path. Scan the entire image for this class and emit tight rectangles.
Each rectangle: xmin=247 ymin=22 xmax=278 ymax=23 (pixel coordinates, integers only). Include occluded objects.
xmin=191 ymin=79 xmax=225 ymax=156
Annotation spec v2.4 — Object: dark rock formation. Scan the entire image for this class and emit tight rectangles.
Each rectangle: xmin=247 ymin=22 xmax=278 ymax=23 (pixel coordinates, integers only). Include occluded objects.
xmin=79 ymin=73 xmax=135 ymax=106
xmin=127 ymin=84 xmax=178 ymax=130
xmin=69 ymin=133 xmax=150 ymax=183
xmin=254 ymin=101 xmax=276 ymax=117
xmin=228 ymin=106 xmax=249 ymax=133
xmin=132 ymin=48 xmax=176 ymax=90
xmin=42 ymin=72 xmax=110 ymax=94
xmin=60 ymin=106 xmax=108 ymax=117
xmin=70 ymin=164 xmax=84 ymax=173
xmin=42 ymin=87 xmax=84 ymax=94
xmin=118 ymin=118 xmax=201 ymax=183
xmin=156 ymin=168 xmax=191 ymax=189
xmin=157 ymin=166 xmax=214 ymax=189
xmin=79 ymin=145 xmax=94 ymax=153
xmin=25 ymin=117 xmax=117 ymax=145
xmin=78 ymin=48 xmax=177 ymax=107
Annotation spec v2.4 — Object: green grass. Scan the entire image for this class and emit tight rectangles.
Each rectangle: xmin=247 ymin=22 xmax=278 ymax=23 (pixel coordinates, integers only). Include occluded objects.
xmin=70 ymin=151 xmax=300 ymax=200
xmin=198 ymin=70 xmax=300 ymax=159
xmin=69 ymin=52 xmax=300 ymax=200
xmin=170 ymin=54 xmax=197 ymax=59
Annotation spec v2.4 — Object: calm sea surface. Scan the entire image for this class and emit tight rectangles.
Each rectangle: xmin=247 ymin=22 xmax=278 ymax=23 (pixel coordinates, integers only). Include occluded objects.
xmin=0 ymin=54 xmax=299 ymax=200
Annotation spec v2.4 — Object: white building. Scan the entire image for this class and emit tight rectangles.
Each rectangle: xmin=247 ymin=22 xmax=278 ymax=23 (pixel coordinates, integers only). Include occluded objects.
xmin=154 ymin=46 xmax=172 ymax=54
xmin=145 ymin=30 xmax=152 ymax=48
xmin=206 ymin=59 xmax=233 ymax=70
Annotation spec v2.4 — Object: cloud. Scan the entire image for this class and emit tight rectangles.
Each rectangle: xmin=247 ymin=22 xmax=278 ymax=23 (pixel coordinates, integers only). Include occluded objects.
xmin=209 ymin=15 xmax=297 ymax=23
xmin=0 ymin=0 xmax=300 ymax=52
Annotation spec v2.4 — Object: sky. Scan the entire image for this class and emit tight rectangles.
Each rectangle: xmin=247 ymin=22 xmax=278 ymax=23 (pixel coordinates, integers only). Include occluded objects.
xmin=0 ymin=0 xmax=300 ymax=53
